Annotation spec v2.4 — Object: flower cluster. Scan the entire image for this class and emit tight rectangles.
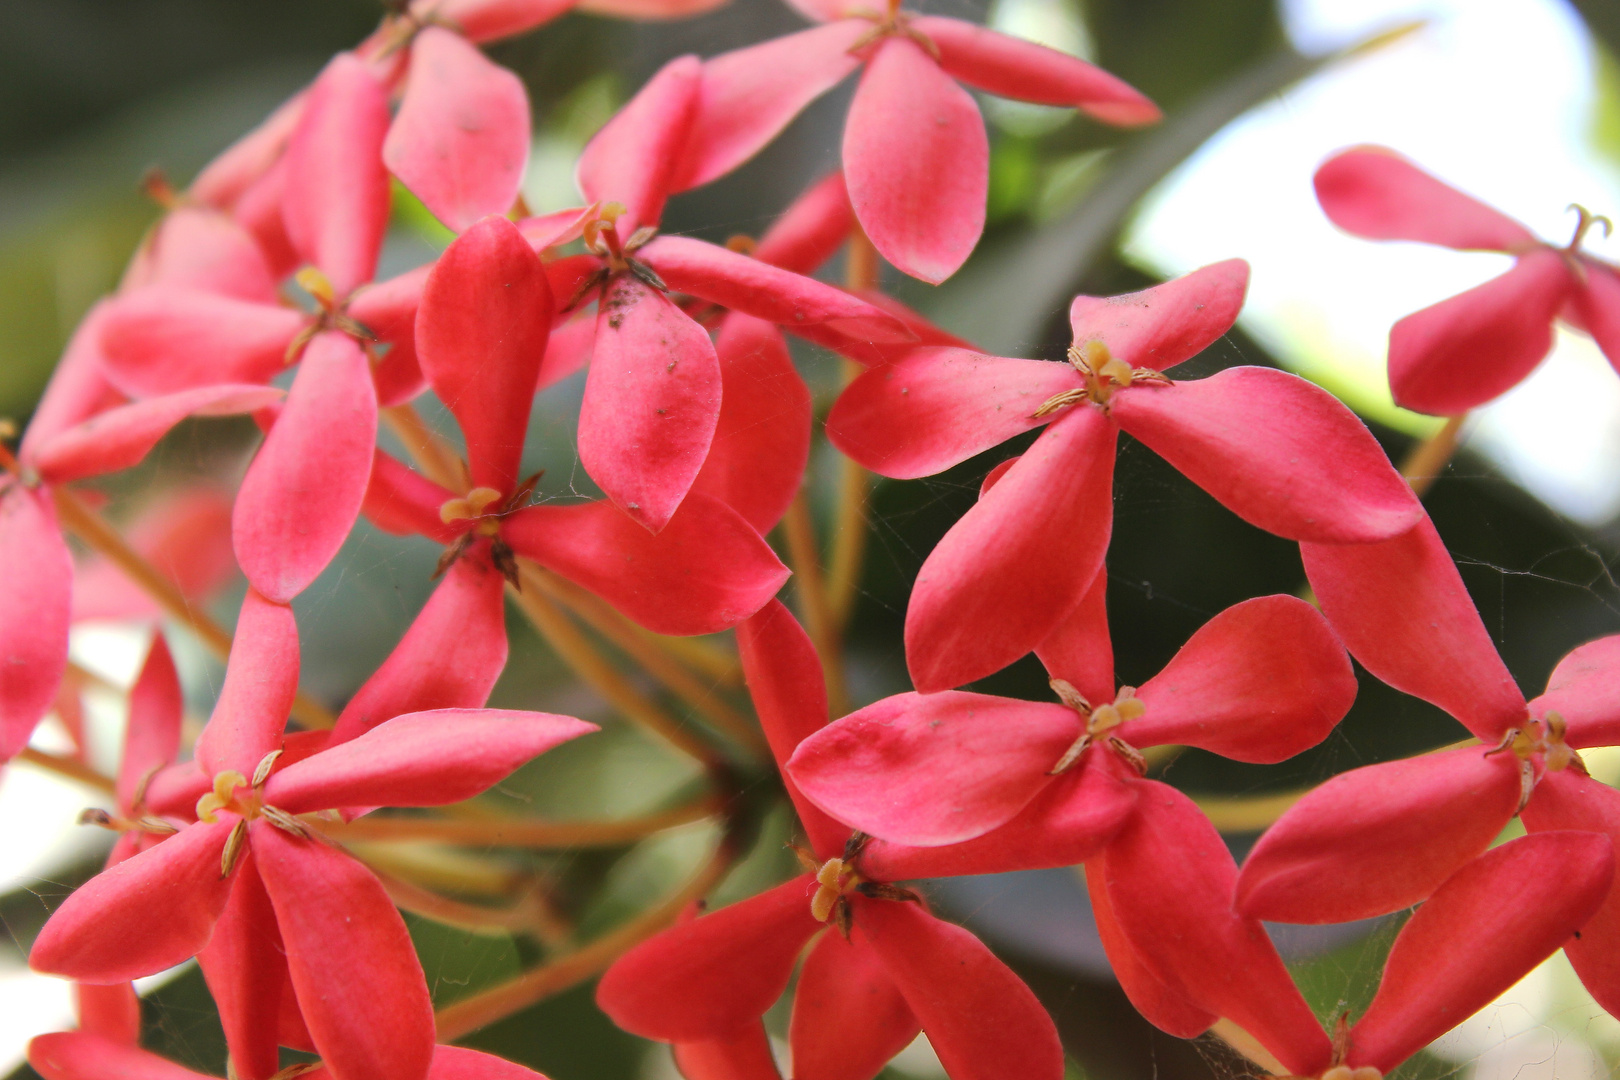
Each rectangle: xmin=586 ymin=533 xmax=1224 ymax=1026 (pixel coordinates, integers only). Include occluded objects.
xmin=5 ymin=4 xmax=1620 ymax=1080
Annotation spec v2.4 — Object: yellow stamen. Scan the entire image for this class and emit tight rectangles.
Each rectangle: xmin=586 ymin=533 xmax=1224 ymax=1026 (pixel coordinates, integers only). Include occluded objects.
xmin=196 ymin=770 xmax=248 ymax=823
xmin=295 ymin=267 xmax=337 ymax=309
xmin=439 ymin=487 xmax=504 ymax=524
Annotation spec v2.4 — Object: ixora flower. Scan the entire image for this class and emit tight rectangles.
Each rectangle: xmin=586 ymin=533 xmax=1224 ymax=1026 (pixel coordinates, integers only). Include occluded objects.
xmin=827 ymin=259 xmax=1421 ymax=691
xmin=1315 ymin=146 xmax=1620 ymax=416
xmin=668 ymin=0 xmax=1159 ymax=283
xmin=29 ymin=591 xmax=596 ymax=1080
xmin=597 ymin=601 xmax=1067 ymax=1080
xmin=787 ymin=584 xmax=1356 ymax=1074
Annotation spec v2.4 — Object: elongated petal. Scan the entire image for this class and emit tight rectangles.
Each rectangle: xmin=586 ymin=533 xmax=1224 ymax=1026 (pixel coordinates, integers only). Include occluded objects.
xmin=576 ymin=56 xmax=700 ymax=232
xmin=33 ymin=384 xmax=283 ymax=485
xmin=1068 ymin=259 xmax=1247 ymax=371
xmin=640 ymin=236 xmax=912 ymax=343
xmin=124 ymin=206 xmax=279 ymax=302
xmin=574 ymin=0 xmax=726 ymax=16
xmin=535 ymin=314 xmax=596 ymax=393
xmin=234 ymin=332 xmax=378 ymax=603
xmin=349 ymin=265 xmax=431 ymax=407
xmin=1129 ymin=595 xmax=1355 ymax=761
xmin=75 ymin=983 xmax=141 ymax=1045
xmin=828 ymin=348 xmax=1079 ymax=478
xmin=30 ymin=1033 xmax=208 ymax=1080
xmin=1300 ymin=516 xmax=1525 ymax=739
xmin=597 ymin=876 xmax=823 ymax=1040
xmin=386 ymin=28 xmax=530 ymax=232
xmin=913 ymin=16 xmax=1158 ymax=124
xmin=1348 ymin=831 xmax=1614 ymax=1075
xmin=360 ymin=450 xmax=462 ymax=543
xmin=674 ymin=23 xmax=865 ymax=192
xmin=283 ymin=53 xmax=391 ymax=296
xmin=1314 ymin=147 xmax=1537 ymax=251
xmin=144 ymin=762 xmax=212 ymax=818
xmin=1234 ymin=746 xmax=1522 ymax=924
xmin=1112 ymin=367 xmax=1420 ymax=543
xmin=195 ymin=589 xmax=298 ymax=778
xmin=792 ymin=933 xmax=918 ymax=1080
xmin=0 ymin=485 xmax=72 ymax=759
xmin=197 ymin=856 xmax=289 ymax=1080
xmin=118 ymin=635 xmax=183 ymax=812
xmin=792 ymin=289 xmax=976 ymax=367
xmin=1100 ymin=781 xmax=1331 ymax=1077
xmin=845 ymin=38 xmax=987 ymax=283
xmin=98 ymin=287 xmax=304 ymax=398
xmin=20 ymin=302 xmax=124 ymax=464
xmin=1388 ymin=250 xmax=1572 ymax=415
xmin=855 ymin=899 xmax=1063 ymax=1080
xmin=906 ymin=410 xmax=1115 ymax=692
xmin=424 ymin=0 xmax=577 ymax=43
xmin=233 ymin=158 xmax=300 ymax=280
xmin=427 ymin=1046 xmax=556 ymax=1080
xmin=754 ymin=171 xmax=852 ymax=275
xmin=673 ymin=1024 xmax=782 ymax=1080
xmin=1534 ymin=634 xmax=1620 ymax=748
xmin=30 ymin=819 xmax=236 ymax=983
xmin=690 ymin=315 xmax=809 ymax=532
xmin=417 ymin=215 xmax=551 ymax=494
xmin=579 ymin=277 xmax=721 ymax=531
xmin=502 ymin=494 xmax=788 ymax=635
xmin=1032 ymin=568 xmax=1113 ymax=706
xmin=1569 ymin=258 xmax=1620 ymax=374
xmin=190 ymin=89 xmax=307 ymax=209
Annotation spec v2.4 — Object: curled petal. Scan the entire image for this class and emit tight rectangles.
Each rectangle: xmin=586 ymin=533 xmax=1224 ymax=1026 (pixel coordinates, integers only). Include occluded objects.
xmin=791 ymin=933 xmax=919 ymax=1080
xmin=536 ymin=315 xmax=595 ymax=393
xmin=1314 ymin=147 xmax=1537 ymax=251
xmin=232 ymin=159 xmax=300 ymax=280
xmin=0 ymin=485 xmax=71 ymax=759
xmin=1032 ymin=568 xmax=1114 ymax=706
xmin=1069 ymin=259 xmax=1247 ymax=371
xmin=195 ymin=589 xmax=298 ymax=778
xmin=754 ymin=171 xmax=853 ymax=275
xmin=350 ymin=265 xmax=431 ymax=407
xmin=673 ymin=1024 xmax=782 ymax=1080
xmin=118 ymin=635 xmax=184 ymax=812
xmin=97 ymin=287 xmax=305 ymax=398
xmin=30 ymin=1033 xmax=208 ymax=1080
xmin=123 ymin=206 xmax=279 ymax=302
xmin=793 ymin=289 xmax=976 ymax=367
xmin=75 ymin=983 xmax=141 ymax=1045
xmin=1533 ymin=634 xmax=1620 ymax=748
xmin=576 ymin=55 xmax=700 ymax=232
xmin=190 ymin=88 xmax=306 ymax=209
xmin=20 ymin=301 xmax=124 ymax=463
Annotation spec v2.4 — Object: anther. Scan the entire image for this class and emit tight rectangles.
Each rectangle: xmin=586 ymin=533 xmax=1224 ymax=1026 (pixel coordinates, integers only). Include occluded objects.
xmin=439 ymin=487 xmax=504 ymax=525
xmin=196 ymin=771 xmax=249 ymax=824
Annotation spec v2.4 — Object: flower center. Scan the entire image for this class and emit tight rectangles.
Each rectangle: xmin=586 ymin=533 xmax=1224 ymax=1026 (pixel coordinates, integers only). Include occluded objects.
xmin=792 ymin=834 xmax=921 ymax=936
xmin=1033 ymin=340 xmax=1172 ymax=418
xmin=848 ymin=2 xmax=938 ymax=58
xmin=195 ymin=751 xmax=309 ymax=876
xmin=1048 ymin=679 xmax=1147 ymax=776
xmin=435 ymin=474 xmax=540 ymax=587
xmin=283 ymin=267 xmax=378 ymax=364
xmin=1486 ymin=710 xmax=1583 ymax=811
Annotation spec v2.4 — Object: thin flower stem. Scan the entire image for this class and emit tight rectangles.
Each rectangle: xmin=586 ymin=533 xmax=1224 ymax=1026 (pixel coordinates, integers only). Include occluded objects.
xmin=320 ymin=794 xmax=721 ymax=848
xmin=15 ymin=747 xmax=115 ymax=795
xmin=1400 ymin=413 xmax=1468 ymax=497
xmin=825 ymin=225 xmax=880 ymax=633
xmin=380 ymin=403 xmax=467 ymax=492
xmin=636 ymin=631 xmax=744 ymax=688
xmin=780 ymin=490 xmax=850 ymax=716
xmin=368 ymin=864 xmax=572 ymax=944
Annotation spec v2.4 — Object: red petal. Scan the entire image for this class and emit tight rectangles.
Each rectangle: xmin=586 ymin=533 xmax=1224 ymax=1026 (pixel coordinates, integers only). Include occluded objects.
xmin=190 ymin=89 xmax=307 ymax=210
xmin=195 ymin=589 xmax=298 ymax=778
xmin=123 ymin=206 xmax=279 ymax=302
xmin=416 ymin=215 xmax=551 ymax=494
xmin=674 ymin=23 xmax=865 ymax=192
xmin=1300 ymin=516 xmax=1526 ymax=740
xmin=1100 ymin=781 xmax=1331 ymax=1077
xmin=427 ymin=1046 xmax=557 ymax=1080
xmin=349 ymin=265 xmax=431 ymax=407
xmin=144 ymin=762 xmax=213 ymax=819
xmin=1569 ymin=258 xmax=1620 ymax=374
xmin=360 ymin=450 xmax=462 ymax=543
xmin=30 ymin=819 xmax=236 ymax=983
xmin=254 ymin=824 xmax=434 ymax=1080
xmin=1129 ymin=595 xmax=1355 ymax=761
xmin=579 ymin=278 xmax=721 ymax=531
xmin=912 ymin=16 xmax=1159 ymax=125
xmin=853 ymin=899 xmax=1063 ymax=1080
xmin=1533 ymin=634 xmax=1620 ymax=748
xmin=673 ymin=1025 xmax=782 ymax=1080
xmin=754 ymin=171 xmax=852 ymax=275
xmin=905 ymin=410 xmax=1115 ymax=692
xmin=576 ymin=55 xmax=700 ymax=233
xmin=788 ymin=691 xmax=1077 ymax=846
xmin=197 ymin=856 xmax=289 ymax=1080
xmin=689 ymin=315 xmax=810 ymax=532
xmin=30 ymin=1033 xmax=208 ymax=1080
xmin=20 ymin=302 xmax=124 ymax=464
xmin=233 ymin=331 xmax=378 ymax=603
xmin=331 ymin=553 xmax=508 ymax=743
xmin=1032 ymin=568 xmax=1114 ymax=706
xmin=118 ymin=635 xmax=183 ymax=812
xmin=791 ymin=933 xmax=918 ymax=1080
xmin=1234 ymin=746 xmax=1522 ymax=923
xmin=844 ymin=38 xmax=987 ymax=284
xmin=1111 ymin=367 xmax=1421 ymax=543
xmin=385 ymin=28 xmax=530 ymax=233
xmin=501 ymin=494 xmax=788 ymax=635
xmin=1388 ymin=250 xmax=1573 ymax=416
xmin=1069 ymin=259 xmax=1247 ymax=371
xmin=0 ymin=485 xmax=71 ymax=759
xmin=596 ymin=876 xmax=823 ymax=1040
xmin=827 ymin=348 xmax=1079 ymax=479
xmin=1313 ymin=147 xmax=1537 ymax=251
xmin=519 ymin=209 xmax=596 ymax=254
xmin=75 ymin=983 xmax=141 ymax=1045
xmin=424 ymin=0 xmax=577 ymax=43
xmin=535 ymin=314 xmax=596 ymax=393
xmin=792 ymin=289 xmax=976 ymax=367
xmin=1347 ymin=831 xmax=1614 ymax=1075
xmin=97 ymin=287 xmax=304 ymax=398
xmin=283 ymin=53 xmax=391 ymax=296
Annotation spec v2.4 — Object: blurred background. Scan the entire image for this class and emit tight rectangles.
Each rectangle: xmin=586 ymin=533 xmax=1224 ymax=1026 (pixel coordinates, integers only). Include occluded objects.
xmin=4 ymin=0 xmax=1620 ymax=1078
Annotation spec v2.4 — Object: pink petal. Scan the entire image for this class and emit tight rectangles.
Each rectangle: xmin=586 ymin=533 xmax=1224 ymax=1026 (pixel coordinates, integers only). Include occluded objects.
xmin=905 ymin=410 xmax=1116 ymax=692
xmin=791 ymin=933 xmax=919 ymax=1080
xmin=417 ymin=215 xmax=551 ymax=494
xmin=978 ymin=456 xmax=1017 ymax=495
xmin=853 ymin=898 xmax=1064 ymax=1080
xmin=0 ymin=485 xmax=72 ymax=759
xmin=118 ymin=635 xmax=183 ymax=812
xmin=349 ymin=265 xmax=431 ymax=407
xmin=1129 ymin=595 xmax=1355 ymax=761
xmin=673 ymin=23 xmax=866 ymax=192
xmin=578 ymin=277 xmax=721 ymax=531
xmin=195 ymin=589 xmax=299 ymax=778
xmin=144 ymin=762 xmax=213 ymax=819
xmin=1533 ymin=634 xmax=1620 ymax=748
xmin=72 ymin=487 xmax=236 ymax=623
xmin=424 ymin=0 xmax=577 ymax=43
xmin=689 ymin=315 xmax=810 ymax=532
xmin=753 ymin=171 xmax=853 ymax=275
xmin=1234 ymin=746 xmax=1522 ymax=924
xmin=360 ymin=450 xmax=462 ymax=544
xmin=234 ymin=331 xmax=378 ymax=603
xmin=427 ymin=1046 xmax=557 ymax=1080
xmin=1569 ymin=258 xmax=1620 ymax=374
xmin=576 ymin=55 xmax=700 ymax=233
xmin=1111 ymin=366 xmax=1421 ymax=543
xmin=20 ymin=302 xmax=124 ymax=465
xmin=190 ymin=89 xmax=307 ymax=210
xmin=196 ymin=856 xmax=290 ymax=1080
xmin=1099 ymin=781 xmax=1332 ymax=1077
xmin=535 ymin=314 xmax=596 ymax=393
xmin=254 ymin=824 xmax=434 ymax=1080
xmin=385 ymin=28 xmax=530 ymax=232
xmin=283 ymin=53 xmax=392 ymax=296
xmin=1347 ymin=831 xmax=1614 ymax=1075
xmin=501 ymin=494 xmax=789 ymax=635
xmin=573 ymin=0 xmax=728 ymax=18
xmin=596 ymin=876 xmax=823 ymax=1040
xmin=788 ymin=691 xmax=1077 ymax=846
xmin=30 ymin=1033 xmax=208 ymax=1080
xmin=1388 ymin=250 xmax=1573 ymax=416
xmin=1300 ymin=516 xmax=1526 ymax=740
xmin=827 ymin=348 xmax=1080 ymax=479
xmin=518 ymin=208 xmax=596 ymax=253
xmin=97 ymin=287 xmax=305 ymax=398
xmin=912 ymin=16 xmax=1159 ymax=125
xmin=673 ymin=1025 xmax=782 ymax=1080
xmin=844 ymin=38 xmax=987 ymax=284
xmin=233 ymin=158 xmax=301 ymax=280
xmin=1068 ymin=259 xmax=1248 ymax=371
xmin=123 ymin=207 xmax=279 ymax=302
xmin=1313 ymin=147 xmax=1537 ymax=251
xmin=75 ymin=983 xmax=141 ymax=1045
xmin=1032 ymin=568 xmax=1114 ymax=706
xmin=30 ymin=819 xmax=236 ymax=983
xmin=32 ymin=384 xmax=284 ymax=485
xmin=792 ymin=289 xmax=977 ymax=368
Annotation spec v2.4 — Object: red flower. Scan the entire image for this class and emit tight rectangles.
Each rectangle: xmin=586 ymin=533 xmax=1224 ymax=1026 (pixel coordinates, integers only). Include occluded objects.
xmin=1315 ymin=146 xmax=1620 ymax=415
